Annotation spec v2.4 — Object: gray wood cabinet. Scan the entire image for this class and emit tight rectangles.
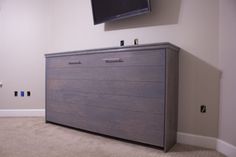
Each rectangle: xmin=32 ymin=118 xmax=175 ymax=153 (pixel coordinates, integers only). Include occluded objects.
xmin=45 ymin=42 xmax=179 ymax=151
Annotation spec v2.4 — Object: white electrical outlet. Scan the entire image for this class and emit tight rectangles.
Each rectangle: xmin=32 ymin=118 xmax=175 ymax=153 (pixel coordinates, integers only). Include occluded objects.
xmin=0 ymin=81 xmax=3 ymax=88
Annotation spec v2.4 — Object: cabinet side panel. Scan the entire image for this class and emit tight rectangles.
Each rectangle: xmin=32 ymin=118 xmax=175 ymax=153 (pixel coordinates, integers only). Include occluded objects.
xmin=164 ymin=49 xmax=179 ymax=151
xmin=45 ymin=58 xmax=49 ymax=122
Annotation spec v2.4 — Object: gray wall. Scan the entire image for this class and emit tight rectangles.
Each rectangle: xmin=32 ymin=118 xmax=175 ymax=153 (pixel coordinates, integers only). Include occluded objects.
xmin=219 ymin=0 xmax=236 ymax=146
xmin=0 ymin=0 xmax=50 ymax=109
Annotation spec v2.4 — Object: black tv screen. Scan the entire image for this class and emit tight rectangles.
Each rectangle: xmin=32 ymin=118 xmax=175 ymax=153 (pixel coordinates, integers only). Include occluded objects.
xmin=91 ymin=0 xmax=151 ymax=25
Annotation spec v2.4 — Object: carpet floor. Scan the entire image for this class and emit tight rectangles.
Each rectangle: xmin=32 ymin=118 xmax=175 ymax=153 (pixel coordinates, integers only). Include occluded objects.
xmin=0 ymin=118 xmax=226 ymax=157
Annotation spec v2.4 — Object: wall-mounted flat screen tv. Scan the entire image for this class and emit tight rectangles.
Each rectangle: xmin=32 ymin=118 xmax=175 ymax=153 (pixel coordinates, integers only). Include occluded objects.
xmin=91 ymin=0 xmax=151 ymax=25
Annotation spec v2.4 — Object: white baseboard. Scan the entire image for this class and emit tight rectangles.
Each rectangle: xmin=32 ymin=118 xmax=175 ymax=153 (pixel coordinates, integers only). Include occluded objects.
xmin=177 ymin=132 xmax=217 ymax=149
xmin=178 ymin=132 xmax=236 ymax=157
xmin=0 ymin=109 xmax=45 ymax=117
xmin=217 ymin=139 xmax=236 ymax=157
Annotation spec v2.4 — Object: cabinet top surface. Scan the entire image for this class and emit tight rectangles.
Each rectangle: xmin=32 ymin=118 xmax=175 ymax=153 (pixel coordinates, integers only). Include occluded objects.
xmin=45 ymin=42 xmax=180 ymax=58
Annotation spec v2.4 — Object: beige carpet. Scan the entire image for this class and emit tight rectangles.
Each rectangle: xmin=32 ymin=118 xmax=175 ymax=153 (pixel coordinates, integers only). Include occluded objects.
xmin=0 ymin=118 xmax=225 ymax=157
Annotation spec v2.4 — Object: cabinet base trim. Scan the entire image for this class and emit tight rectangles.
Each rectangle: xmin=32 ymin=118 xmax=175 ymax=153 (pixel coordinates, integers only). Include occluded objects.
xmin=0 ymin=109 xmax=45 ymax=117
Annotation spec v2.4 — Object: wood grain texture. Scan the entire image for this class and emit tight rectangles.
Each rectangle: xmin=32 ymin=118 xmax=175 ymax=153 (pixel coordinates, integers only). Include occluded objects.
xmin=46 ymin=50 xmax=165 ymax=68
xmin=47 ymin=66 xmax=165 ymax=82
xmin=47 ymin=90 xmax=164 ymax=114
xmin=164 ymin=49 xmax=179 ymax=152
xmin=47 ymin=79 xmax=165 ymax=98
xmin=47 ymin=111 xmax=164 ymax=146
xmin=46 ymin=104 xmax=164 ymax=131
xmin=45 ymin=43 xmax=179 ymax=151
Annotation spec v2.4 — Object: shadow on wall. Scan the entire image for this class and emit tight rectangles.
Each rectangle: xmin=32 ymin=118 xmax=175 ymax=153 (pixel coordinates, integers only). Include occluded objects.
xmin=178 ymin=49 xmax=221 ymax=137
xmin=104 ymin=0 xmax=182 ymax=31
